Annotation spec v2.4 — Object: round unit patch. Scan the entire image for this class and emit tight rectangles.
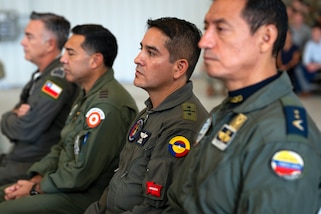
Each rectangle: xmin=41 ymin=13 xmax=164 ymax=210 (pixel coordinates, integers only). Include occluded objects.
xmin=86 ymin=108 xmax=105 ymax=128
xmin=128 ymin=119 xmax=144 ymax=142
xmin=168 ymin=136 xmax=191 ymax=158
xmin=271 ymin=150 xmax=304 ymax=180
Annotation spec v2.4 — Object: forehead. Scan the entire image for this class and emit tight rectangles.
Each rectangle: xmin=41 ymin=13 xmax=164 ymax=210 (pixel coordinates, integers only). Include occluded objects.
xmin=25 ymin=20 xmax=46 ymax=34
xmin=205 ymin=0 xmax=246 ymax=24
xmin=142 ymin=28 xmax=168 ymax=47
xmin=65 ymin=34 xmax=85 ymax=49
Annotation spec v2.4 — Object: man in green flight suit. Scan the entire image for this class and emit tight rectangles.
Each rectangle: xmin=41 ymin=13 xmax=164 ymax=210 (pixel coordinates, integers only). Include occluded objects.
xmin=0 ymin=12 xmax=79 ymax=185
xmin=164 ymin=0 xmax=321 ymax=213
xmin=0 ymin=24 xmax=138 ymax=213
xmin=85 ymin=17 xmax=209 ymax=213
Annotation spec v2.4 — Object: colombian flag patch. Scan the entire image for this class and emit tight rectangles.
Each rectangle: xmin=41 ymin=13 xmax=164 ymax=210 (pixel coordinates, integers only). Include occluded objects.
xmin=41 ymin=80 xmax=62 ymax=99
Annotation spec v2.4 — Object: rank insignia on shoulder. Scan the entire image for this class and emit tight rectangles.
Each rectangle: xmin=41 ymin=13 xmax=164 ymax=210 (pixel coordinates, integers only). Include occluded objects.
xmin=195 ymin=117 xmax=212 ymax=145
xmin=212 ymin=113 xmax=247 ymax=151
xmin=86 ymin=108 xmax=105 ymax=128
xmin=168 ymin=136 xmax=191 ymax=158
xmin=146 ymin=181 xmax=163 ymax=198
xmin=182 ymin=103 xmax=197 ymax=121
xmin=99 ymin=90 xmax=109 ymax=99
xmin=271 ymin=150 xmax=304 ymax=180
xmin=51 ymin=67 xmax=65 ymax=78
xmin=41 ymin=80 xmax=63 ymax=99
xmin=284 ymin=106 xmax=307 ymax=138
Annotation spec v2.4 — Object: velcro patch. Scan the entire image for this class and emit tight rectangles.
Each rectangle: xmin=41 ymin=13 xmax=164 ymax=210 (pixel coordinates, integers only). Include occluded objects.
xmin=168 ymin=136 xmax=190 ymax=158
xmin=271 ymin=150 xmax=304 ymax=180
xmin=146 ymin=181 xmax=163 ymax=197
xmin=41 ymin=80 xmax=63 ymax=99
xmin=86 ymin=108 xmax=105 ymax=128
xmin=284 ymin=106 xmax=307 ymax=138
xmin=182 ymin=103 xmax=196 ymax=121
xmin=51 ymin=67 xmax=65 ymax=78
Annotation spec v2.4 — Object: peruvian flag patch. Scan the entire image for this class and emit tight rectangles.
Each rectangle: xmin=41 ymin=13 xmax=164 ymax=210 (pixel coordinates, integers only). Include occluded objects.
xmin=41 ymin=80 xmax=62 ymax=99
xmin=146 ymin=181 xmax=163 ymax=198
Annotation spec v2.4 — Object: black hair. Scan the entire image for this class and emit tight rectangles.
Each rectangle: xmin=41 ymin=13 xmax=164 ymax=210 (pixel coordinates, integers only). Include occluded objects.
xmin=147 ymin=17 xmax=202 ymax=79
xmin=241 ymin=0 xmax=288 ymax=56
xmin=71 ymin=24 xmax=118 ymax=68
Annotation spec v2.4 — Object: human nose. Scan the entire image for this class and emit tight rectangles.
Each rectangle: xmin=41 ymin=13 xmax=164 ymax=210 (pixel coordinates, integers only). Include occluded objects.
xmin=198 ymin=29 xmax=215 ymax=49
xmin=134 ymin=51 xmax=143 ymax=65
xmin=60 ymin=52 xmax=68 ymax=64
xmin=20 ymin=36 xmax=27 ymax=47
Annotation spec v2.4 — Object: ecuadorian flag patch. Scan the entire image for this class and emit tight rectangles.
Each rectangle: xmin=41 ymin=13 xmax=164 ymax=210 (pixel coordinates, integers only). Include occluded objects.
xmin=284 ymin=106 xmax=308 ymax=138
xmin=41 ymin=80 xmax=62 ymax=99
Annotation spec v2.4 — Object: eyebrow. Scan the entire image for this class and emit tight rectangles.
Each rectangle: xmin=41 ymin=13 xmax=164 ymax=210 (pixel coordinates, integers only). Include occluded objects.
xmin=65 ymin=47 xmax=75 ymax=52
xmin=204 ymin=18 xmax=231 ymax=27
xmin=140 ymin=42 xmax=160 ymax=53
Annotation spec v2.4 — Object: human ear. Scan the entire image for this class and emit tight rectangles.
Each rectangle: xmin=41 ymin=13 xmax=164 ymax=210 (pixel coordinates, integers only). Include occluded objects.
xmin=173 ymin=59 xmax=188 ymax=79
xmin=90 ymin=53 xmax=103 ymax=69
xmin=258 ymin=24 xmax=278 ymax=53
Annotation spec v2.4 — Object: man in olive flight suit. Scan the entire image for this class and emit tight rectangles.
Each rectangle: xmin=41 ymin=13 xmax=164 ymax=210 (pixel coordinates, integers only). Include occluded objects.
xmin=85 ymin=17 xmax=209 ymax=214
xmin=0 ymin=12 xmax=78 ymax=185
xmin=164 ymin=0 xmax=321 ymax=213
xmin=0 ymin=24 xmax=138 ymax=214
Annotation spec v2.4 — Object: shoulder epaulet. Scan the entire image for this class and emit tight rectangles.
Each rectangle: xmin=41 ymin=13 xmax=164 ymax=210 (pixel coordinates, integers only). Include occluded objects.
xmin=99 ymin=89 xmax=109 ymax=99
xmin=280 ymin=96 xmax=308 ymax=138
xmin=50 ymin=67 xmax=65 ymax=78
xmin=182 ymin=102 xmax=196 ymax=121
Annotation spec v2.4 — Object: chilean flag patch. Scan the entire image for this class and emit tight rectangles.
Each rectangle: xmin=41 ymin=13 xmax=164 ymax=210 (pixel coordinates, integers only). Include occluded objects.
xmin=146 ymin=181 xmax=163 ymax=197
xmin=42 ymin=80 xmax=62 ymax=99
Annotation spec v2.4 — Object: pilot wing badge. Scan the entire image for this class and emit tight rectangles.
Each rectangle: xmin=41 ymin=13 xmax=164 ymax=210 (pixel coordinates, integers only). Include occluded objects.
xmin=212 ymin=113 xmax=247 ymax=151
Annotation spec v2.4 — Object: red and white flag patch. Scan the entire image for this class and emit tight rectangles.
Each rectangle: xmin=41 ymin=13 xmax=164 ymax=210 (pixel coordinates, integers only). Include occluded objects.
xmin=41 ymin=80 xmax=62 ymax=99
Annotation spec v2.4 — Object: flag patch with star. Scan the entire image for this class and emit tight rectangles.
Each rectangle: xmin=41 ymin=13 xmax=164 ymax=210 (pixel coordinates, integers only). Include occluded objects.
xmin=41 ymin=80 xmax=62 ymax=99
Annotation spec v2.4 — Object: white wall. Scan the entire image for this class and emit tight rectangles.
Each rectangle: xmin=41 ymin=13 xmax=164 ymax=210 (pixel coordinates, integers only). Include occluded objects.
xmin=0 ymin=0 xmax=212 ymax=87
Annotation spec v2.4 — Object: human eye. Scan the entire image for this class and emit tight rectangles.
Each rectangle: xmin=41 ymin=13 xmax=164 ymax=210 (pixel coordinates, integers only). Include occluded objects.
xmin=147 ymin=50 xmax=156 ymax=56
xmin=67 ymin=50 xmax=75 ymax=56
xmin=217 ymin=25 xmax=226 ymax=32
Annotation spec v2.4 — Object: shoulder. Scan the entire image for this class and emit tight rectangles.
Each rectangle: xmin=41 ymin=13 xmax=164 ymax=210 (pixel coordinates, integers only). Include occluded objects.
xmin=245 ymin=94 xmax=311 ymax=142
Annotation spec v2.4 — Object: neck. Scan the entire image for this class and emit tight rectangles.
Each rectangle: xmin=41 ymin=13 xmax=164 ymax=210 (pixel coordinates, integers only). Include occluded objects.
xmin=37 ymin=51 xmax=60 ymax=72
xmin=82 ymin=67 xmax=108 ymax=94
xmin=225 ymin=58 xmax=277 ymax=91
xmin=148 ymin=80 xmax=185 ymax=109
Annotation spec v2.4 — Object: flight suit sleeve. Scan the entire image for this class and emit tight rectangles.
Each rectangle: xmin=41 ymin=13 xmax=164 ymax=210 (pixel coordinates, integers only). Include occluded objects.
xmin=34 ymin=103 xmax=130 ymax=193
xmin=0 ymin=76 xmax=75 ymax=143
xmin=235 ymin=140 xmax=321 ymax=214
xmin=27 ymin=141 xmax=63 ymax=177
xmin=127 ymin=126 xmax=197 ymax=214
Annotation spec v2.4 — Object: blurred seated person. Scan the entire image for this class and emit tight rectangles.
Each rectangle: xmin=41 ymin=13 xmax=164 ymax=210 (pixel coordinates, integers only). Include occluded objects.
xmin=295 ymin=23 xmax=321 ymax=96
xmin=277 ymin=29 xmax=301 ymax=92
xmin=290 ymin=9 xmax=311 ymax=51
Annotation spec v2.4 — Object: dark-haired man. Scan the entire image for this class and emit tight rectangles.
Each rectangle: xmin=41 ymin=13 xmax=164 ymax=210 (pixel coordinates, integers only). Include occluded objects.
xmin=165 ymin=0 xmax=321 ymax=213
xmin=85 ymin=17 xmax=208 ymax=213
xmin=0 ymin=24 xmax=138 ymax=214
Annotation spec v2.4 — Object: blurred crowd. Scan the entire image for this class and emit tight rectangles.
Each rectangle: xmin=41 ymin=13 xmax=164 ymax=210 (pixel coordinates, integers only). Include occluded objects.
xmin=277 ymin=0 xmax=321 ymax=97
